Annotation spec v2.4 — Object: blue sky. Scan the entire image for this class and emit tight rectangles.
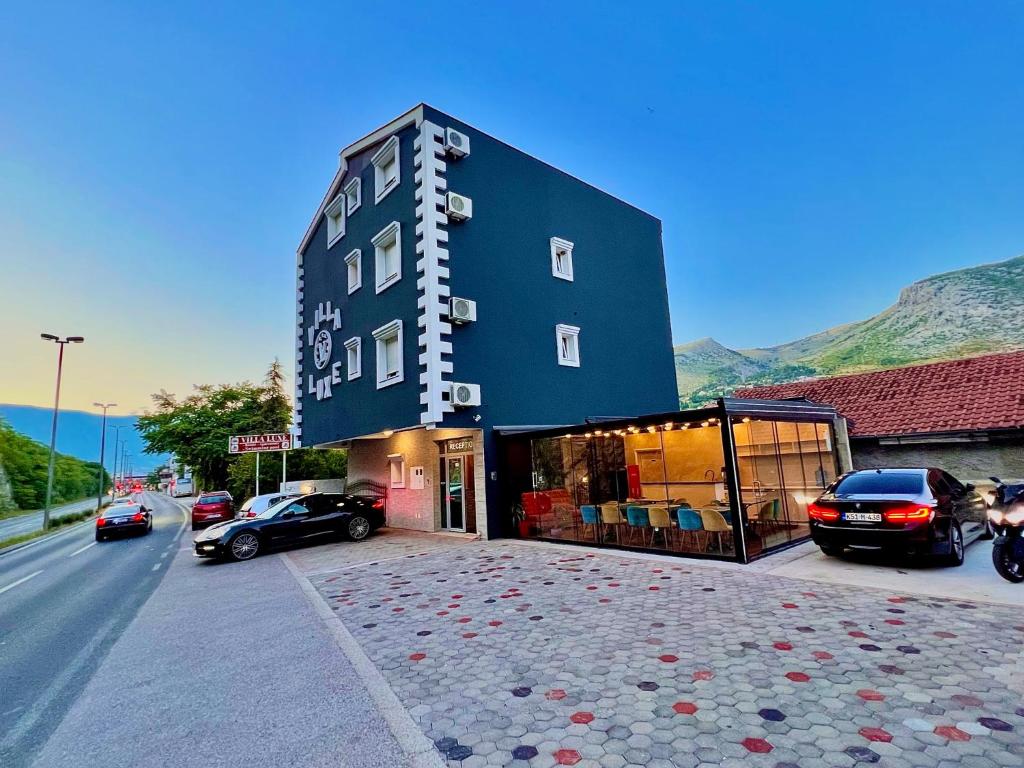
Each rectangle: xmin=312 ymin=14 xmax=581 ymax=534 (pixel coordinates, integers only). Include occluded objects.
xmin=1 ymin=1 xmax=1022 ymax=412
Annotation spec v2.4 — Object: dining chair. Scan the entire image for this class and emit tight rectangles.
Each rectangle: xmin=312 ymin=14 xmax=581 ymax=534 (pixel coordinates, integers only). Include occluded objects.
xmin=700 ymin=507 xmax=732 ymax=554
xmin=579 ymin=505 xmax=600 ymax=542
xmin=676 ymin=507 xmax=704 ymax=551
xmin=648 ymin=505 xmax=673 ymax=549
xmin=756 ymin=500 xmax=774 ymax=534
xmin=599 ymin=503 xmax=623 ymax=544
xmin=624 ymin=505 xmax=651 ymax=547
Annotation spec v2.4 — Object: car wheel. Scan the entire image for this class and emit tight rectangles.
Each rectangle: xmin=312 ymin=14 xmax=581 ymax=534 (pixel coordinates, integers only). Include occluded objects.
xmin=980 ymin=516 xmax=995 ymax=540
xmin=228 ymin=532 xmax=260 ymax=561
xmin=943 ymin=523 xmax=965 ymax=567
xmin=992 ymin=539 xmax=1024 ymax=583
xmin=819 ymin=544 xmax=842 ymax=557
xmin=347 ymin=515 xmax=371 ymax=541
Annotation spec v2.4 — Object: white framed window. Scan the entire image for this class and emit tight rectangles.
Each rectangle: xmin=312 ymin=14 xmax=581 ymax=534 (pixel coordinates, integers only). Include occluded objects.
xmin=345 ymin=249 xmax=362 ymax=294
xmin=550 ymin=237 xmax=574 ymax=281
xmin=344 ymin=336 xmax=361 ymax=380
xmin=372 ymin=221 xmax=402 ymax=293
xmin=372 ymin=319 xmax=404 ymax=388
xmin=344 ymin=176 xmax=361 ymax=214
xmin=325 ymin=194 xmax=345 ymax=248
xmin=556 ymin=324 xmax=581 ymax=367
xmin=388 ymin=454 xmax=405 ymax=489
xmin=372 ymin=136 xmax=400 ymax=203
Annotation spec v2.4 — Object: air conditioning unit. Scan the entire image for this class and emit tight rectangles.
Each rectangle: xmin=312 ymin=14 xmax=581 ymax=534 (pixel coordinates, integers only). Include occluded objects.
xmin=444 ymin=128 xmax=470 ymax=158
xmin=449 ymin=382 xmax=481 ymax=407
xmin=445 ymin=192 xmax=473 ymax=222
xmin=448 ymin=297 xmax=477 ymax=324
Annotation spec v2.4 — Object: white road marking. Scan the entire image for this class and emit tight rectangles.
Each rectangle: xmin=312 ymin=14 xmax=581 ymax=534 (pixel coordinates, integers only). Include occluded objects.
xmin=160 ymin=551 xmax=169 ymax=559
xmin=0 ymin=570 xmax=43 ymax=596
xmin=68 ymin=541 xmax=97 ymax=558
xmin=151 ymin=562 xmax=161 ymax=571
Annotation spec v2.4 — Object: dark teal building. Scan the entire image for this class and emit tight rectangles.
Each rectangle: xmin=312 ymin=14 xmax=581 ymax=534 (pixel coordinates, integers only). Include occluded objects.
xmin=296 ymin=104 xmax=677 ymax=538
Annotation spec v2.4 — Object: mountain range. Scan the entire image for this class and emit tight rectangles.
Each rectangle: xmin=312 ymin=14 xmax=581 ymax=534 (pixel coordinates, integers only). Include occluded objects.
xmin=675 ymin=254 xmax=1024 ymax=406
xmin=0 ymin=405 xmax=167 ymax=473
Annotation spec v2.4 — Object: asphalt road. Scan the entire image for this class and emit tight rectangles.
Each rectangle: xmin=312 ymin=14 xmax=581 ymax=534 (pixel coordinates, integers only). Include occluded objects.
xmin=0 ymin=492 xmax=186 ymax=768
xmin=0 ymin=496 xmax=112 ymax=541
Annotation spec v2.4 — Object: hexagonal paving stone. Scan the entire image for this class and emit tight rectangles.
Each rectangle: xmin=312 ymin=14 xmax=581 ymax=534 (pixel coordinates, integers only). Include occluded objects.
xmin=672 ymin=702 xmax=697 ymax=715
xmin=844 ymin=745 xmax=881 ymax=763
xmin=570 ymin=712 xmax=594 ymax=725
xmin=934 ymin=725 xmax=971 ymax=742
xmin=858 ymin=727 xmax=892 ymax=742
xmin=512 ymin=745 xmax=538 ymax=760
xmin=553 ymin=748 xmax=582 ymax=765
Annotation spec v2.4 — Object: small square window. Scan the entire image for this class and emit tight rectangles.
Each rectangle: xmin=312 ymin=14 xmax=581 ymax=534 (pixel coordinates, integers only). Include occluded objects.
xmin=556 ymin=324 xmax=581 ymax=367
xmin=345 ymin=249 xmax=362 ymax=294
xmin=388 ymin=454 xmax=405 ymax=489
xmin=344 ymin=176 xmax=361 ymax=214
xmin=325 ymin=194 xmax=345 ymax=247
xmin=344 ymin=336 xmax=361 ymax=380
xmin=372 ymin=221 xmax=402 ymax=293
xmin=372 ymin=319 xmax=404 ymax=389
xmin=372 ymin=136 xmax=400 ymax=203
xmin=550 ymin=237 xmax=574 ymax=281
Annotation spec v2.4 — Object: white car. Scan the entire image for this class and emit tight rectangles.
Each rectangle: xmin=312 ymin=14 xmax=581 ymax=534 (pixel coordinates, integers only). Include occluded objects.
xmin=238 ymin=492 xmax=299 ymax=518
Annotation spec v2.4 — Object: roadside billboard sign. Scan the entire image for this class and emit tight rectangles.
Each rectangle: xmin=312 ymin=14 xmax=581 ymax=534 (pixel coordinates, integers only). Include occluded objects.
xmin=228 ymin=433 xmax=292 ymax=454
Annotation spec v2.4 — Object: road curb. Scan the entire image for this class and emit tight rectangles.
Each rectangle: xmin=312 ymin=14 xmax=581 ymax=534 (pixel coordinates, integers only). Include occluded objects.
xmin=280 ymin=552 xmax=445 ymax=768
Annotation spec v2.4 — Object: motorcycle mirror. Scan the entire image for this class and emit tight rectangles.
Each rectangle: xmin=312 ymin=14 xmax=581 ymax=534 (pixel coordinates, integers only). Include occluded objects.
xmin=990 ymin=476 xmax=1002 ymax=483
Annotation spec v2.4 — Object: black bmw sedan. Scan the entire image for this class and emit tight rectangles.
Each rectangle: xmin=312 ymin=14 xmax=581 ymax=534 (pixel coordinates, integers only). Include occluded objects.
xmin=808 ymin=468 xmax=991 ymax=565
xmin=193 ymin=492 xmax=385 ymax=561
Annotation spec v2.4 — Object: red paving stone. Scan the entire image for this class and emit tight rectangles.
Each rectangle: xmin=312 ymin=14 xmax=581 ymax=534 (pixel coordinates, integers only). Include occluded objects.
xmin=553 ymin=749 xmax=582 ymax=765
xmin=673 ymin=702 xmax=698 ymax=715
xmin=859 ymin=727 xmax=893 ymax=742
xmin=569 ymin=711 xmax=594 ymax=724
xmin=934 ymin=726 xmax=972 ymax=742
xmin=741 ymin=737 xmax=774 ymax=753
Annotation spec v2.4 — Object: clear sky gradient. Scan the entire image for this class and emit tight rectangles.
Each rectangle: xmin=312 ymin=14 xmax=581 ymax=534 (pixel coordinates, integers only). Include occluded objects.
xmin=1 ymin=1 xmax=1021 ymax=415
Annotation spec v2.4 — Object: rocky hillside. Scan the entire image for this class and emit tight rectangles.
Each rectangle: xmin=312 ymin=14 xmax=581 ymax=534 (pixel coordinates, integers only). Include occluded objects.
xmin=676 ymin=254 xmax=1024 ymax=406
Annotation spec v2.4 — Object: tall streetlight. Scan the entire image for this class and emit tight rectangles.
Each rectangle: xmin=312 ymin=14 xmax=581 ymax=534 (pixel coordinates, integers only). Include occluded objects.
xmin=40 ymin=334 xmax=85 ymax=531
xmin=108 ymin=425 xmax=125 ymax=497
xmin=94 ymin=402 xmax=116 ymax=511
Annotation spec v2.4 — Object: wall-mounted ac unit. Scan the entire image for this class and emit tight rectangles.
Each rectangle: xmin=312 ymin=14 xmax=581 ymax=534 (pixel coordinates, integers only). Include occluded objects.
xmin=448 ymin=297 xmax=477 ymax=324
xmin=446 ymin=192 xmax=472 ymax=221
xmin=444 ymin=128 xmax=470 ymax=158
xmin=449 ymin=382 xmax=481 ymax=407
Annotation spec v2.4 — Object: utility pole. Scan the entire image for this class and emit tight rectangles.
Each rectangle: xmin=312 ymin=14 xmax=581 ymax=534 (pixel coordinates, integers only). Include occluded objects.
xmin=108 ymin=425 xmax=125 ymax=497
xmin=94 ymin=402 xmax=116 ymax=511
xmin=40 ymin=334 xmax=84 ymax=530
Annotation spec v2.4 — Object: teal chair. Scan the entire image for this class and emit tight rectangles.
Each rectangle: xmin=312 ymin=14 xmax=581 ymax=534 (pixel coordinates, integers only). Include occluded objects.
xmin=580 ymin=505 xmax=599 ymax=542
xmin=624 ymin=505 xmax=651 ymax=546
xmin=676 ymin=507 xmax=704 ymax=551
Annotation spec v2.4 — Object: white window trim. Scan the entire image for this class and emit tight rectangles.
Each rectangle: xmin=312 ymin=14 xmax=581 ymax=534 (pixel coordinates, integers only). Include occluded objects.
xmin=556 ymin=324 xmax=581 ymax=367
xmin=344 ymin=176 xmax=362 ymax=214
xmin=372 ymin=221 xmax=402 ymax=294
xmin=388 ymin=453 xmax=405 ymax=489
xmin=344 ymin=336 xmax=361 ymax=380
xmin=372 ymin=319 xmax=404 ymax=389
xmin=345 ymin=248 xmax=362 ymax=294
xmin=325 ymin=194 xmax=345 ymax=248
xmin=372 ymin=135 xmax=400 ymax=204
xmin=550 ymin=237 xmax=574 ymax=281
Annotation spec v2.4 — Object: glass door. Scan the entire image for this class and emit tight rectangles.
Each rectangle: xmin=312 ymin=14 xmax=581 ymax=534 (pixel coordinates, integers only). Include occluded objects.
xmin=441 ymin=456 xmax=465 ymax=531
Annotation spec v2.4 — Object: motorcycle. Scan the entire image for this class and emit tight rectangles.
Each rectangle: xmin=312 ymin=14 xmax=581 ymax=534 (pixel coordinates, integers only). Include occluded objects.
xmin=987 ymin=476 xmax=1024 ymax=583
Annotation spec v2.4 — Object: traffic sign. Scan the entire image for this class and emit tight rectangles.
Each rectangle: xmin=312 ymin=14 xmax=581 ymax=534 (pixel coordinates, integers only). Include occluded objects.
xmin=228 ymin=433 xmax=292 ymax=454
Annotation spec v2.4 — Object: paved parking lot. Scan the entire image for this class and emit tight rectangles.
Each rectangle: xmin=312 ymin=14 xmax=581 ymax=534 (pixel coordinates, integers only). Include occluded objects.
xmin=299 ymin=532 xmax=1024 ymax=768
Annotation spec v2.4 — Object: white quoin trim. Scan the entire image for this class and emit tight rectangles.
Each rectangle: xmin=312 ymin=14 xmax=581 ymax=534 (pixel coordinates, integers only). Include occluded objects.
xmin=414 ymin=120 xmax=453 ymax=426
xmin=293 ymin=252 xmax=304 ymax=446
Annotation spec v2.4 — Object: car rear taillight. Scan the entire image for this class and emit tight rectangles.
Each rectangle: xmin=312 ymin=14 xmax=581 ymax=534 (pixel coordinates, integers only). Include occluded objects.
xmin=807 ymin=503 xmax=839 ymax=522
xmin=246 ymin=511 xmax=256 ymax=518
xmin=883 ymin=504 xmax=933 ymax=523
xmin=97 ymin=517 xmax=107 ymax=526
xmin=372 ymin=499 xmax=385 ymax=510
xmin=132 ymin=512 xmax=144 ymax=522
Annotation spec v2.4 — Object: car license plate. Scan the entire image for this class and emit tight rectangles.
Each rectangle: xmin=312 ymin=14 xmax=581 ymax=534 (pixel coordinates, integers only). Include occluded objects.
xmin=844 ymin=512 xmax=881 ymax=523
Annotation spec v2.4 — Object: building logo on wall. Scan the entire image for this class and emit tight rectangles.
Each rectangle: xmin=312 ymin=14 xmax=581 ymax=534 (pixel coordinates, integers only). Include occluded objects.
xmin=307 ymin=301 xmax=342 ymax=401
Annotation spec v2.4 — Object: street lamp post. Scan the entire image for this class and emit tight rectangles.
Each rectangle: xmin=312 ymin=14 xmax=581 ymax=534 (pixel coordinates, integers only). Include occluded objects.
xmin=108 ymin=426 xmax=125 ymax=497
xmin=94 ymin=402 xmax=116 ymax=512
xmin=40 ymin=334 xmax=84 ymax=531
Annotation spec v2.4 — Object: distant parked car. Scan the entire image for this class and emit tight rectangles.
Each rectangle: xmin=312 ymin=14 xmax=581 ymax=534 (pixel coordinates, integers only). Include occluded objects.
xmin=238 ymin=492 xmax=299 ymax=518
xmin=191 ymin=491 xmax=234 ymax=531
xmin=808 ymin=468 xmax=991 ymax=565
xmin=96 ymin=503 xmax=152 ymax=541
xmin=110 ymin=497 xmax=136 ymax=506
xmin=193 ymin=493 xmax=385 ymax=561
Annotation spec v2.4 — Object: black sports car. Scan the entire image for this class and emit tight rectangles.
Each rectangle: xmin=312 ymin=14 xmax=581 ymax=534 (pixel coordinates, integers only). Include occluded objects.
xmin=96 ymin=503 xmax=153 ymax=541
xmin=808 ymin=468 xmax=991 ymax=565
xmin=193 ymin=492 xmax=385 ymax=561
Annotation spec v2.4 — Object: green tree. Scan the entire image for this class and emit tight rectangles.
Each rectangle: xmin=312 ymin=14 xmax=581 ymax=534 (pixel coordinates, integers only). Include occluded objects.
xmin=226 ymin=447 xmax=347 ymax=501
xmin=137 ymin=361 xmax=295 ymax=490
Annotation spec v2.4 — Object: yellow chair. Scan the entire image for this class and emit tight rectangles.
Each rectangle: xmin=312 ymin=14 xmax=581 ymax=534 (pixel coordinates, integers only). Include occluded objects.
xmin=700 ymin=507 xmax=732 ymax=554
xmin=648 ymin=505 xmax=673 ymax=549
xmin=599 ymin=502 xmax=623 ymax=544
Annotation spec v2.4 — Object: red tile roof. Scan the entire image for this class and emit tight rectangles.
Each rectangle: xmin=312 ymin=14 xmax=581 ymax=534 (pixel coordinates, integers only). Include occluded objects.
xmin=735 ymin=350 xmax=1024 ymax=437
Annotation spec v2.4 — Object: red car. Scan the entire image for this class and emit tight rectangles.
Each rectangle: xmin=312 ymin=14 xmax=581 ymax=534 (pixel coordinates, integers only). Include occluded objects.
xmin=191 ymin=491 xmax=234 ymax=530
